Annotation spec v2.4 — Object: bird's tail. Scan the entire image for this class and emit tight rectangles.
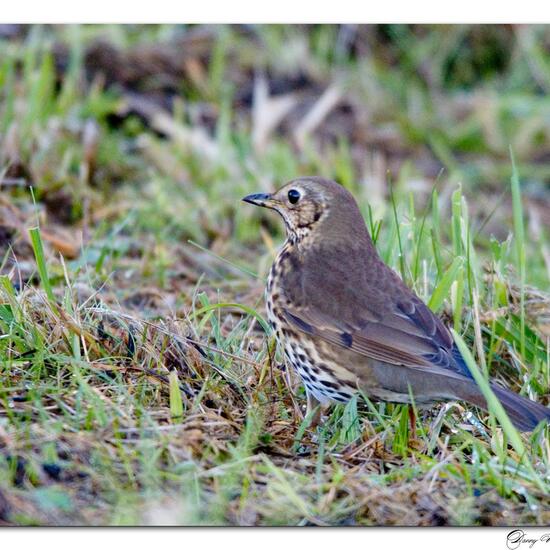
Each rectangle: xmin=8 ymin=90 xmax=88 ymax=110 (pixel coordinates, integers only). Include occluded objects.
xmin=468 ymin=383 xmax=550 ymax=432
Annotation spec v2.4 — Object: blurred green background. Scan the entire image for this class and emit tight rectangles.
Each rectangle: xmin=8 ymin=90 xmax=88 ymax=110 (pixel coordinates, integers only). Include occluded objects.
xmin=2 ymin=24 xmax=550 ymax=277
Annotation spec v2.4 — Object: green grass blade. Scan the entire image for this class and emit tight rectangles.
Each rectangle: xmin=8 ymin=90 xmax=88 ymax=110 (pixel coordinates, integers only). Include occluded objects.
xmin=169 ymin=370 xmax=184 ymax=422
xmin=510 ymin=148 xmax=526 ymax=358
xmin=428 ymin=256 xmax=464 ymax=312
xmin=29 ymin=226 xmax=58 ymax=312
xmin=451 ymin=185 xmax=463 ymax=257
xmin=191 ymin=302 xmax=271 ymax=335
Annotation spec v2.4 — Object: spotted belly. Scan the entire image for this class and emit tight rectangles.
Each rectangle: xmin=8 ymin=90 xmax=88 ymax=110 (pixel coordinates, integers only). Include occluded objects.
xmin=266 ymin=248 xmax=358 ymax=405
xmin=282 ymin=334 xmax=358 ymax=405
xmin=267 ymin=306 xmax=357 ymax=405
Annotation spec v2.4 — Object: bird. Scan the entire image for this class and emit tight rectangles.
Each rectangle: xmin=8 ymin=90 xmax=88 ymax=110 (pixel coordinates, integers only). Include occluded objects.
xmin=243 ymin=176 xmax=550 ymax=432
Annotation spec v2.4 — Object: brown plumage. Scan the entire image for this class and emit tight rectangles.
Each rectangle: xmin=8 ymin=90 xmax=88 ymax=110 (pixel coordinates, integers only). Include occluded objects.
xmin=243 ymin=177 xmax=550 ymax=432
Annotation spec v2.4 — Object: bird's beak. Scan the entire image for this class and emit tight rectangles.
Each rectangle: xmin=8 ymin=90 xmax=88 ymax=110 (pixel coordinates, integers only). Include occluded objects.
xmin=242 ymin=192 xmax=273 ymax=208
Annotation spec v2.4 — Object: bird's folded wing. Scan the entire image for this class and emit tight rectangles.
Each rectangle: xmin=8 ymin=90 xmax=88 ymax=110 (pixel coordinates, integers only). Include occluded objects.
xmin=281 ymin=296 xmax=465 ymax=377
xmin=279 ymin=241 xmax=469 ymax=377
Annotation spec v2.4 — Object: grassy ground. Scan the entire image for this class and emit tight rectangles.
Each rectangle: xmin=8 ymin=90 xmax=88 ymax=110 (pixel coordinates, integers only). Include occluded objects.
xmin=0 ymin=24 xmax=549 ymax=525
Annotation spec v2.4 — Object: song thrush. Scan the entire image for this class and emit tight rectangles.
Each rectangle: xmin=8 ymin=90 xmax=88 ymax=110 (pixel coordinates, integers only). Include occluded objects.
xmin=243 ymin=177 xmax=550 ymax=432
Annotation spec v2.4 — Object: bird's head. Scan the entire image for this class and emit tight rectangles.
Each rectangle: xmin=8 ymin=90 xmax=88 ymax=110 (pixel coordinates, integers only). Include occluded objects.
xmin=242 ymin=176 xmax=367 ymax=244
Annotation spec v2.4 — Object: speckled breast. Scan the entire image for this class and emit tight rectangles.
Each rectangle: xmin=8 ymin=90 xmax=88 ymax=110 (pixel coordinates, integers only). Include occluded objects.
xmin=265 ymin=243 xmax=358 ymax=405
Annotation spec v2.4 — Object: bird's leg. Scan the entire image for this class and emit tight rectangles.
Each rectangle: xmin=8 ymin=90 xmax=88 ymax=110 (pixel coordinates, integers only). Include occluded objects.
xmin=306 ymin=392 xmax=322 ymax=428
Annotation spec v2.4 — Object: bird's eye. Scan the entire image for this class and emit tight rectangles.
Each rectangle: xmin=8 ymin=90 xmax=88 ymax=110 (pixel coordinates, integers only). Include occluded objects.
xmin=287 ymin=189 xmax=301 ymax=204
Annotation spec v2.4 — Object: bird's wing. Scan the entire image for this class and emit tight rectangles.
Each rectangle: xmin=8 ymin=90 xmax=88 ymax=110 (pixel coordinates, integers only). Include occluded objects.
xmin=280 ymin=242 xmax=471 ymax=378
